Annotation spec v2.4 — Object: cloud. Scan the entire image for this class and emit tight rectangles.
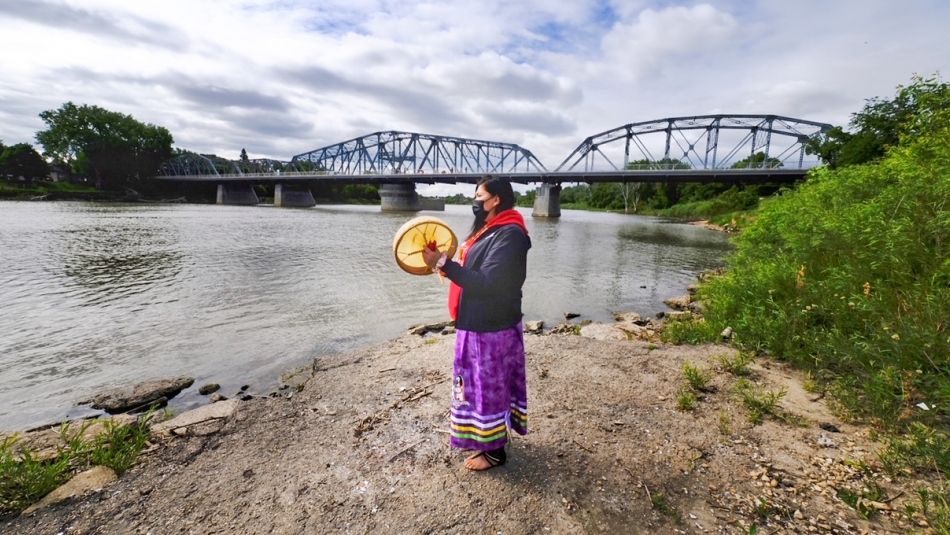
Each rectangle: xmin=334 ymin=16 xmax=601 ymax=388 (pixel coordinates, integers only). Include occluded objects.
xmin=599 ymin=4 xmax=738 ymax=80
xmin=171 ymin=85 xmax=290 ymax=113
xmin=474 ymin=102 xmax=576 ymax=137
xmin=0 ymin=0 xmax=188 ymax=51
xmin=280 ymin=65 xmax=467 ymax=133
xmin=0 ymin=0 xmax=948 ymax=169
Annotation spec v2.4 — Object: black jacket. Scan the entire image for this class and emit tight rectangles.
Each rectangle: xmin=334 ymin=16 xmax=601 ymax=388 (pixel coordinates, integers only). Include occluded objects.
xmin=442 ymin=224 xmax=531 ymax=332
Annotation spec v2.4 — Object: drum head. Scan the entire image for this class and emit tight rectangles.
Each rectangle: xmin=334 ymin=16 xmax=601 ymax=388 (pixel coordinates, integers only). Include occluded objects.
xmin=392 ymin=216 xmax=459 ymax=276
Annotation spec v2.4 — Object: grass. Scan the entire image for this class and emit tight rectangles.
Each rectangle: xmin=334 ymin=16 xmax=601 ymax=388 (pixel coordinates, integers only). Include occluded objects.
xmin=752 ymin=497 xmax=777 ymax=520
xmin=660 ymin=316 xmax=718 ymax=344
xmin=733 ymin=379 xmax=787 ymax=425
xmin=676 ymin=387 xmax=697 ymax=411
xmin=716 ymin=352 xmax=754 ymax=376
xmin=0 ymin=178 xmax=98 ymax=198
xmin=910 ymin=485 xmax=950 ymax=532
xmin=837 ymin=481 xmax=886 ymax=520
xmin=87 ymin=417 xmax=152 ymax=474
xmin=802 ymin=372 xmax=821 ymax=394
xmin=649 ymin=492 xmax=683 ymax=523
xmin=682 ymin=363 xmax=712 ymax=392
xmin=0 ymin=436 xmax=73 ymax=517
xmin=718 ymin=411 xmax=733 ymax=435
xmin=654 ymin=80 xmax=950 ymax=534
xmin=880 ymin=422 xmax=950 ymax=476
xmin=0 ymin=413 xmax=153 ymax=518
xmin=681 ymin=118 xmax=950 ymax=431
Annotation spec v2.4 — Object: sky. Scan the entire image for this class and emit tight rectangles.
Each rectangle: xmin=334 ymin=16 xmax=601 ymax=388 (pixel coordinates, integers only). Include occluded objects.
xmin=1 ymin=0 xmax=948 ymax=194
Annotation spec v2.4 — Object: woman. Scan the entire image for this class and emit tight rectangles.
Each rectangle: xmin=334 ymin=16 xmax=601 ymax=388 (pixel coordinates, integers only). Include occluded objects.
xmin=422 ymin=176 xmax=531 ymax=471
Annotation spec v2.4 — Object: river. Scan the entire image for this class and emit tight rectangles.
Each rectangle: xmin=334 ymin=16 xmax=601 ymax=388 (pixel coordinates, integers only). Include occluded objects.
xmin=0 ymin=201 xmax=731 ymax=430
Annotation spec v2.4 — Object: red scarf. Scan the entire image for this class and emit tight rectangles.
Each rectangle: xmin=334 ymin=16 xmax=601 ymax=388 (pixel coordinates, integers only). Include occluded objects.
xmin=447 ymin=209 xmax=529 ymax=320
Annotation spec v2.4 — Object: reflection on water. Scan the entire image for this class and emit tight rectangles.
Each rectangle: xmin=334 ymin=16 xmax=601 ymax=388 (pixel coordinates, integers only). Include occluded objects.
xmin=0 ymin=201 xmax=730 ymax=430
xmin=617 ymin=221 xmax=734 ymax=250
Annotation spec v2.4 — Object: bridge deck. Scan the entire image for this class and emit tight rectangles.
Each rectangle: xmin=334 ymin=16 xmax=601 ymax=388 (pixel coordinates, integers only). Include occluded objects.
xmin=155 ymin=168 xmax=809 ymax=185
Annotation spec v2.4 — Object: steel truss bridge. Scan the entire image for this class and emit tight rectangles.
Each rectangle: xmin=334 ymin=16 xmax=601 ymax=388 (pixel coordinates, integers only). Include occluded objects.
xmin=157 ymin=115 xmax=832 ymax=185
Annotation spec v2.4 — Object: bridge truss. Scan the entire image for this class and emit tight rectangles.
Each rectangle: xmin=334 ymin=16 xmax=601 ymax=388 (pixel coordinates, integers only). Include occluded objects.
xmin=290 ymin=131 xmax=546 ymax=174
xmin=159 ymin=153 xmax=315 ymax=177
xmin=557 ymin=115 xmax=832 ymax=172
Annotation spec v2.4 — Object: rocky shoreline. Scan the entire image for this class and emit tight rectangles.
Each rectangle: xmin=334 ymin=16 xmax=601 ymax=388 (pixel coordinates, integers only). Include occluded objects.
xmin=1 ymin=293 xmax=940 ymax=532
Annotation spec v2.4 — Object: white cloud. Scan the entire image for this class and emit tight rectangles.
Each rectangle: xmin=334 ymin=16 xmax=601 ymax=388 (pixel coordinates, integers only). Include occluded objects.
xmin=0 ymin=0 xmax=947 ymax=170
xmin=599 ymin=4 xmax=738 ymax=80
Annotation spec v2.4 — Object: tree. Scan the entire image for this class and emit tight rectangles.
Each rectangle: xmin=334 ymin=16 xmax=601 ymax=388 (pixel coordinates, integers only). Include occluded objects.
xmin=625 ymin=158 xmax=690 ymax=209
xmin=807 ymin=74 xmax=950 ymax=168
xmin=36 ymin=102 xmax=173 ymax=190
xmin=731 ymin=152 xmax=782 ymax=169
xmin=0 ymin=143 xmax=49 ymax=185
xmin=240 ymin=148 xmax=249 ymax=162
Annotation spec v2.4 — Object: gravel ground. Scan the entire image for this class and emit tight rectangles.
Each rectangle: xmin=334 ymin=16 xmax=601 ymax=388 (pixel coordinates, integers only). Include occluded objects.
xmin=2 ymin=327 xmax=937 ymax=534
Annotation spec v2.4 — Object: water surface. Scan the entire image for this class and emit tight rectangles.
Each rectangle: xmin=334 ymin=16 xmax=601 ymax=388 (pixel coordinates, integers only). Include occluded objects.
xmin=0 ymin=201 xmax=730 ymax=430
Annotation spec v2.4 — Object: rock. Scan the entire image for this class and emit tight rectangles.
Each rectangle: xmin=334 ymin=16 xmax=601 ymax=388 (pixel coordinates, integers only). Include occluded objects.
xmin=86 ymin=377 xmax=194 ymax=414
xmin=819 ymin=422 xmax=840 ymax=433
xmin=240 ymin=394 xmax=253 ymax=401
xmin=198 ymin=383 xmax=220 ymax=395
xmin=663 ymin=295 xmax=691 ymax=310
xmin=564 ymin=312 xmax=581 ymax=320
xmin=794 ymin=509 xmax=804 ymax=520
xmin=687 ymin=283 xmax=699 ymax=295
xmin=655 ymin=311 xmax=665 ymax=319
xmin=151 ymin=399 xmax=238 ymax=437
xmin=239 ymin=385 xmax=250 ymax=391
xmin=612 ymin=312 xmax=642 ymax=324
xmin=616 ymin=323 xmax=657 ymax=342
xmin=21 ymin=466 xmax=117 ymax=515
xmin=549 ymin=323 xmax=580 ymax=335
xmin=209 ymin=393 xmax=227 ymax=403
xmin=441 ymin=326 xmax=456 ymax=335
xmin=579 ymin=323 xmax=627 ymax=341
xmin=408 ymin=321 xmax=453 ymax=336
xmin=721 ymin=327 xmax=734 ymax=339
xmin=817 ymin=433 xmax=836 ymax=448
xmin=524 ymin=320 xmax=544 ymax=334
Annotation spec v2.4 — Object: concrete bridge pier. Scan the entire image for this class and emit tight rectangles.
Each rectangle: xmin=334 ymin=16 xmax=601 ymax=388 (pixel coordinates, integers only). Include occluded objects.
xmin=274 ymin=183 xmax=316 ymax=208
xmin=216 ymin=183 xmax=259 ymax=206
xmin=379 ymin=183 xmax=445 ymax=212
xmin=532 ymin=183 xmax=561 ymax=218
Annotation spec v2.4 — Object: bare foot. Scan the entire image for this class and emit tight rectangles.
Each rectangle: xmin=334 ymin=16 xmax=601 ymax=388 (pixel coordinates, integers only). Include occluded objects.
xmin=463 ymin=451 xmax=504 ymax=471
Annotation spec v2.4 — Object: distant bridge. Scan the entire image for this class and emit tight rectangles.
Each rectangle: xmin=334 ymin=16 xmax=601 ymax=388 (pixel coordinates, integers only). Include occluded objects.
xmin=156 ymin=115 xmax=831 ymax=215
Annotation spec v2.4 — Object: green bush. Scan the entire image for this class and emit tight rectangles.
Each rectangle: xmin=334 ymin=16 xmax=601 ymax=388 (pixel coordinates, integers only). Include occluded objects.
xmin=0 ymin=414 xmax=153 ymax=518
xmin=733 ymin=379 xmax=787 ymax=424
xmin=660 ymin=316 xmax=718 ymax=344
xmin=0 ymin=437 xmax=72 ymax=517
xmin=716 ymin=352 xmax=754 ymax=376
xmin=676 ymin=387 xmax=697 ymax=411
xmin=682 ymin=363 xmax=712 ymax=392
xmin=695 ymin=118 xmax=950 ymax=427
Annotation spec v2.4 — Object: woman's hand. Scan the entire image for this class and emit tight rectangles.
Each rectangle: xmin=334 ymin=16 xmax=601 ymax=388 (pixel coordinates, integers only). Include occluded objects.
xmin=422 ymin=246 xmax=442 ymax=270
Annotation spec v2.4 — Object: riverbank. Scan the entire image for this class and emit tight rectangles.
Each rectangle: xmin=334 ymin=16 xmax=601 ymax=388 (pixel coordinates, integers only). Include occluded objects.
xmin=2 ymin=317 xmax=937 ymax=533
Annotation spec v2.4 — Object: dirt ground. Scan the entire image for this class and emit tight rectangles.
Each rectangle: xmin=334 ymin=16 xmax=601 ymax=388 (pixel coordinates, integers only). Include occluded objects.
xmin=2 ymin=326 xmax=936 ymax=534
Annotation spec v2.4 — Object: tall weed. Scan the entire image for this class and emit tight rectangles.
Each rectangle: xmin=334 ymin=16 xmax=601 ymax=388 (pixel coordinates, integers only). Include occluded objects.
xmin=695 ymin=123 xmax=950 ymax=428
xmin=0 ymin=414 xmax=153 ymax=518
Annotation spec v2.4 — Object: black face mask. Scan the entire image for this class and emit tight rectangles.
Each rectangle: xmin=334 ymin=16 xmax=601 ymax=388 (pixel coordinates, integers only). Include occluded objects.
xmin=472 ymin=199 xmax=487 ymax=217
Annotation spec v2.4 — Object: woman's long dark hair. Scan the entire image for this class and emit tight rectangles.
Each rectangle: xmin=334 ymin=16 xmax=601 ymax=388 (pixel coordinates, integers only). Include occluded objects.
xmin=468 ymin=175 xmax=516 ymax=239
